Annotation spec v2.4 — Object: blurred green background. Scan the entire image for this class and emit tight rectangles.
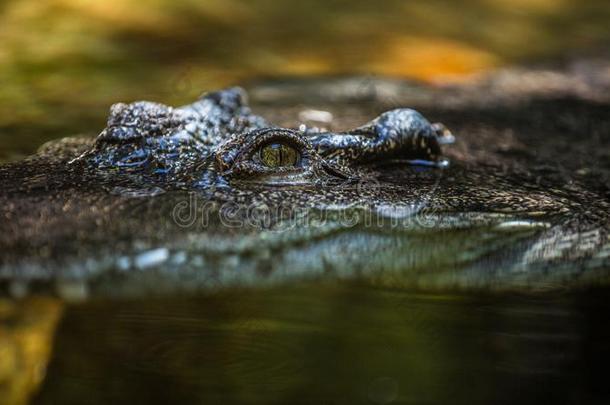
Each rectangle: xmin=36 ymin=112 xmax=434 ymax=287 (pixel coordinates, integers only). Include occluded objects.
xmin=0 ymin=0 xmax=609 ymax=161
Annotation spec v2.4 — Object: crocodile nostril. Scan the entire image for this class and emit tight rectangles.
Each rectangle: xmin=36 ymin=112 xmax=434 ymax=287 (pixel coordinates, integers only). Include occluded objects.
xmin=431 ymin=123 xmax=455 ymax=145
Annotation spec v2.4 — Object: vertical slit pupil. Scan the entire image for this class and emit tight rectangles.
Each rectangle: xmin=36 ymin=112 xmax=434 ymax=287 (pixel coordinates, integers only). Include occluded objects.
xmin=261 ymin=143 xmax=298 ymax=167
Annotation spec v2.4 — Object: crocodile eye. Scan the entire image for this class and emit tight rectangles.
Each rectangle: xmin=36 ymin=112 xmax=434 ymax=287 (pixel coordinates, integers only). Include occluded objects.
xmin=259 ymin=142 xmax=299 ymax=168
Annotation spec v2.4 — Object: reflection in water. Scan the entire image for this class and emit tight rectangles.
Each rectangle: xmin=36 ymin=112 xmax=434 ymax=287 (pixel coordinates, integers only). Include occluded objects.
xmin=28 ymin=286 xmax=610 ymax=405
xmin=0 ymin=298 xmax=63 ymax=405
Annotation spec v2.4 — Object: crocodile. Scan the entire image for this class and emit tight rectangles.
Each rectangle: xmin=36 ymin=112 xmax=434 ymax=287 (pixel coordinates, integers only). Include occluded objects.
xmin=1 ymin=72 xmax=609 ymax=298
xmin=82 ymin=87 xmax=453 ymax=190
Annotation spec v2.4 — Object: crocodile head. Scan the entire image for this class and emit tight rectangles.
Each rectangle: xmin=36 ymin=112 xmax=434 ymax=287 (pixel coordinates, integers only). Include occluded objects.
xmin=1 ymin=79 xmax=609 ymax=298
xmin=84 ymin=87 xmax=451 ymax=192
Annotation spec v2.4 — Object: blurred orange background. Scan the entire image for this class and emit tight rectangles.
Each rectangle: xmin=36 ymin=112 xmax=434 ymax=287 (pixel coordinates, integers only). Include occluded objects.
xmin=0 ymin=0 xmax=608 ymax=160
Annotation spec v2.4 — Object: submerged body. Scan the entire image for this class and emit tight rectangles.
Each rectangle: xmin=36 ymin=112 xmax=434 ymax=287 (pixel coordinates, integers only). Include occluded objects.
xmin=1 ymin=78 xmax=609 ymax=297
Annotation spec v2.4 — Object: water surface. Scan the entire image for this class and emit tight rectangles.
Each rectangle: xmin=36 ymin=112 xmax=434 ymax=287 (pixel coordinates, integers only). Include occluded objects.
xmin=31 ymin=285 xmax=610 ymax=405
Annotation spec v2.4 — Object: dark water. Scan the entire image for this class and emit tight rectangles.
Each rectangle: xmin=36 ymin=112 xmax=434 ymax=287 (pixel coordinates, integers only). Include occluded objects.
xmin=30 ymin=285 xmax=610 ymax=405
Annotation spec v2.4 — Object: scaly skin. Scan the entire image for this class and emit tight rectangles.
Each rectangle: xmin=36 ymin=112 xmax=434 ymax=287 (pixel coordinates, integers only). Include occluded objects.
xmin=0 ymin=78 xmax=609 ymax=298
xmin=83 ymin=87 xmax=451 ymax=188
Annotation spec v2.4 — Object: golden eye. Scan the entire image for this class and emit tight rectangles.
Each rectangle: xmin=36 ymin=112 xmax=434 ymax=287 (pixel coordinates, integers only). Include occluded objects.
xmin=259 ymin=143 xmax=299 ymax=168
